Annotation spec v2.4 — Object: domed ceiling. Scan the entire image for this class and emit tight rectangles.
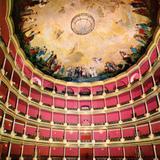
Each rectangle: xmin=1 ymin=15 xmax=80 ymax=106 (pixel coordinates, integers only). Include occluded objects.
xmin=12 ymin=0 xmax=159 ymax=82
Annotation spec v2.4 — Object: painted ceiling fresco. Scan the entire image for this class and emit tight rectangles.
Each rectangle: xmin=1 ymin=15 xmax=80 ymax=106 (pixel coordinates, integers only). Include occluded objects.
xmin=12 ymin=0 xmax=158 ymax=82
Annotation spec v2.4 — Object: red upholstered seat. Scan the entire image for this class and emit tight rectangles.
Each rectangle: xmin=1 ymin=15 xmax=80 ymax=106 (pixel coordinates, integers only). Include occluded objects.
xmin=117 ymin=76 xmax=128 ymax=89
xmin=54 ymin=98 xmax=65 ymax=108
xmin=53 ymin=113 xmax=65 ymax=124
xmin=92 ymin=85 xmax=103 ymax=95
xmin=147 ymin=96 xmax=159 ymax=113
xmin=105 ymin=96 xmax=117 ymax=108
xmin=30 ymin=88 xmax=41 ymax=102
xmin=14 ymin=121 xmax=25 ymax=135
xmin=17 ymin=100 xmax=27 ymax=115
xmin=65 ymin=148 xmax=78 ymax=157
xmin=26 ymin=125 xmax=37 ymax=138
xmin=28 ymin=105 xmax=39 ymax=119
xmin=16 ymin=54 xmax=24 ymax=71
xmin=137 ymin=124 xmax=150 ymax=138
xmin=67 ymin=100 xmax=78 ymax=110
xmin=150 ymin=48 xmax=158 ymax=65
xmin=108 ymin=129 xmax=121 ymax=140
xmin=92 ymin=99 xmax=105 ymax=109
xmin=52 ymin=130 xmax=64 ymax=141
xmin=94 ymin=130 xmax=107 ymax=141
xmin=121 ymin=108 xmax=133 ymax=121
xmin=105 ymin=82 xmax=116 ymax=93
xmin=0 ymin=143 xmax=9 ymax=157
xmin=11 ymin=144 xmax=22 ymax=156
xmin=23 ymin=145 xmax=35 ymax=156
xmin=93 ymin=114 xmax=106 ymax=125
xmin=151 ymin=121 xmax=160 ymax=135
xmin=119 ymin=91 xmax=131 ymax=105
xmin=42 ymin=94 xmax=53 ymax=106
xmin=123 ymin=127 xmax=135 ymax=140
xmin=40 ymin=110 xmax=52 ymax=122
xmin=43 ymin=80 xmax=54 ymax=91
xmin=131 ymin=85 xmax=143 ymax=100
xmin=110 ymin=147 xmax=123 ymax=157
xmin=107 ymin=112 xmax=119 ymax=123
xmin=134 ymin=103 xmax=146 ymax=118
xmin=4 ymin=118 xmax=13 ymax=132
xmin=20 ymin=81 xmax=30 ymax=96
xmin=124 ymin=146 xmax=138 ymax=158
xmin=156 ymin=144 xmax=160 ymax=158
xmin=8 ymin=41 xmax=17 ymax=60
xmin=154 ymin=67 xmax=160 ymax=85
xmin=4 ymin=60 xmax=12 ymax=80
xmin=8 ymin=92 xmax=17 ymax=109
xmin=39 ymin=128 xmax=50 ymax=139
xmin=66 ymin=131 xmax=78 ymax=141
xmin=0 ymin=82 xmax=8 ymax=103
xmin=51 ymin=147 xmax=64 ymax=157
xmin=12 ymin=71 xmax=20 ymax=89
xmin=66 ymin=114 xmax=78 ymax=125
xmin=143 ymin=77 xmax=154 ymax=94
xmin=140 ymin=60 xmax=150 ymax=76
xmin=23 ymin=65 xmax=32 ymax=80
xmin=95 ymin=148 xmax=108 ymax=157
xmin=38 ymin=146 xmax=49 ymax=156
xmin=80 ymin=132 xmax=92 ymax=142
xmin=141 ymin=145 xmax=154 ymax=158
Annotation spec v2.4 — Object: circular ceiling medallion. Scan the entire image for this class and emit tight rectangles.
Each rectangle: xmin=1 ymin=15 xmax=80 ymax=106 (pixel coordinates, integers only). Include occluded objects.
xmin=71 ymin=13 xmax=95 ymax=35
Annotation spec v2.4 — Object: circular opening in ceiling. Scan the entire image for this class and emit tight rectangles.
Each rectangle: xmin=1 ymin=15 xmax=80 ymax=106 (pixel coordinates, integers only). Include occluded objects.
xmin=71 ymin=13 xmax=95 ymax=35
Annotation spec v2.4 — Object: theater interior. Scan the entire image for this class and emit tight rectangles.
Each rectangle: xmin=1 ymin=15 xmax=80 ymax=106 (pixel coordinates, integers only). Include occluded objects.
xmin=0 ymin=0 xmax=160 ymax=159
